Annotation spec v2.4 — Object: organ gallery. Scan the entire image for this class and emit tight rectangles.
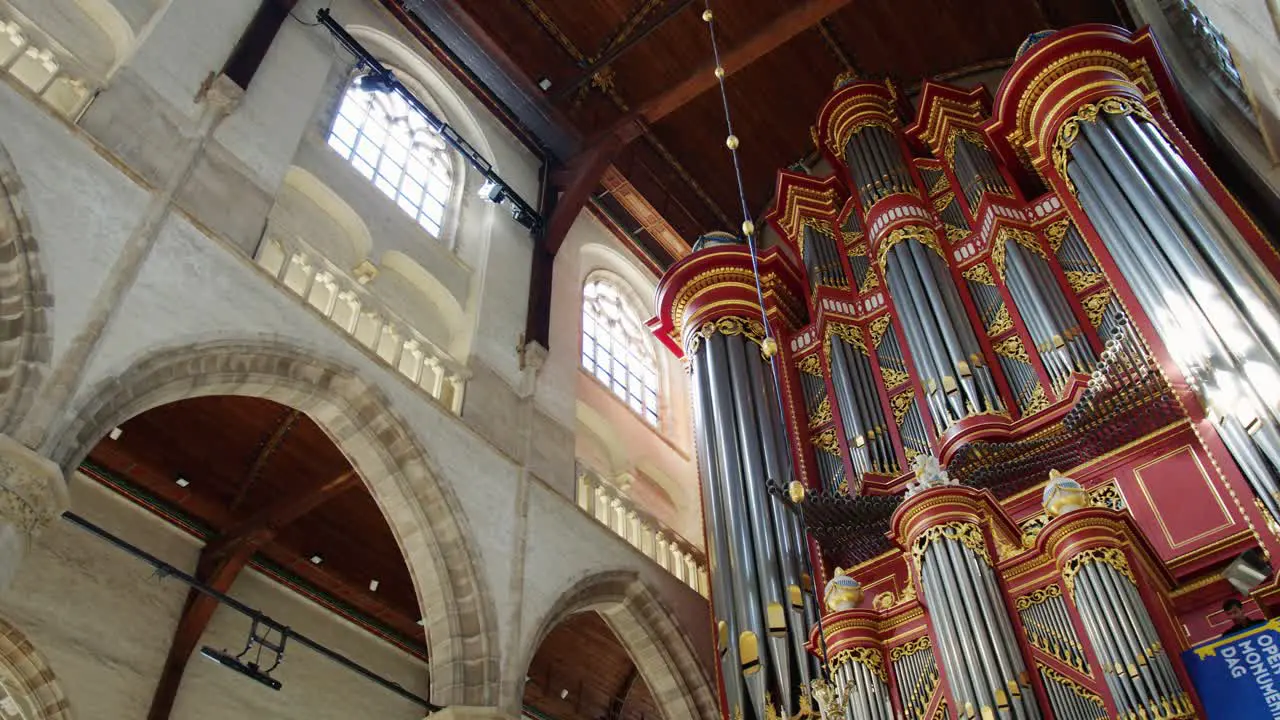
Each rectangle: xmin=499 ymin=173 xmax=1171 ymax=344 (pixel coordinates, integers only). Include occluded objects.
xmin=651 ymin=22 xmax=1280 ymax=720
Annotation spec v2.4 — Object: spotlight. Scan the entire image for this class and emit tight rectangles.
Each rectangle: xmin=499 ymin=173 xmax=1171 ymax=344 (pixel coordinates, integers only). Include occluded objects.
xmin=1225 ymin=547 xmax=1273 ymax=595
xmin=200 ymin=646 xmax=283 ymax=691
xmin=537 ymin=77 xmax=552 ymax=91
xmin=201 ymin=618 xmax=286 ymax=691
xmin=356 ymin=71 xmax=394 ymax=94
xmin=175 ymin=476 xmax=190 ymax=488
xmin=108 ymin=427 xmax=123 ymax=440
xmin=478 ymin=180 xmax=506 ymax=204
xmin=309 ymin=555 xmax=323 ymax=565
xmin=368 ymin=579 xmax=379 ymax=592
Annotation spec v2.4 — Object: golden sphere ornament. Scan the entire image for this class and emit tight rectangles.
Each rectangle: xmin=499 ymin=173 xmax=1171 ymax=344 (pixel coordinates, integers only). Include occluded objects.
xmin=761 ymin=336 xmax=778 ymax=358
xmin=741 ymin=220 xmax=755 ymax=236
xmin=714 ymin=66 xmax=725 ymax=79
xmin=787 ymin=480 xmax=806 ymax=504
xmin=725 ymin=135 xmax=739 ymax=150
xmin=702 ymin=9 xmax=713 ymax=21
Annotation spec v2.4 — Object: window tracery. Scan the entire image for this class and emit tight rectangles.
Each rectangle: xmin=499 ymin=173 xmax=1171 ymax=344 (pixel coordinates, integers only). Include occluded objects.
xmin=582 ymin=276 xmax=660 ymax=425
xmin=326 ymin=75 xmax=455 ymax=239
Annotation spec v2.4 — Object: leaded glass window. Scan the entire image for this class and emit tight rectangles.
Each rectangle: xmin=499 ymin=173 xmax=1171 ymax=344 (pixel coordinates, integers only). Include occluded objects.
xmin=327 ymin=76 xmax=455 ymax=238
xmin=582 ymin=277 xmax=660 ymax=425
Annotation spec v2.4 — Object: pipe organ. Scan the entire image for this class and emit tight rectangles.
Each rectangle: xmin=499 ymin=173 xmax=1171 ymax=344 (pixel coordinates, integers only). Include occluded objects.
xmin=651 ymin=23 xmax=1280 ymax=720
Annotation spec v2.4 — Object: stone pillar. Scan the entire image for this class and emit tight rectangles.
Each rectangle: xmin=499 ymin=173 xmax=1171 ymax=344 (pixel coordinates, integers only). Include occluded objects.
xmin=0 ymin=433 xmax=67 ymax=591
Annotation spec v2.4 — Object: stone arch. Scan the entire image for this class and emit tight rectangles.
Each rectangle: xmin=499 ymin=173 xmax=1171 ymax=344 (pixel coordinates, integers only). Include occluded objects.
xmin=42 ymin=340 xmax=498 ymax=705
xmin=0 ymin=615 xmax=71 ymax=719
xmin=516 ymin=571 xmax=718 ymax=720
xmin=0 ymin=141 xmax=52 ymax=440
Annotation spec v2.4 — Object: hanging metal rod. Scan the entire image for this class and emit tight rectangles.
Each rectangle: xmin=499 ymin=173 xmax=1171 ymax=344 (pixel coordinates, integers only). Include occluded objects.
xmin=60 ymin=511 xmax=444 ymax=714
xmin=316 ymin=8 xmax=542 ymax=232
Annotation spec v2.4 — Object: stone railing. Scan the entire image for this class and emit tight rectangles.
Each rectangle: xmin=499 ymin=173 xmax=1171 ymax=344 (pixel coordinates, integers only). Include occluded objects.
xmin=255 ymin=235 xmax=467 ymax=413
xmin=575 ymin=464 xmax=708 ymax=597
xmin=0 ymin=9 xmax=94 ymax=119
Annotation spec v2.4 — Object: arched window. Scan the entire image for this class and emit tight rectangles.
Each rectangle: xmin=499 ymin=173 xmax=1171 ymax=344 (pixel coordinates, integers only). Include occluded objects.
xmin=582 ymin=276 xmax=659 ymax=425
xmin=326 ymin=74 xmax=454 ymax=238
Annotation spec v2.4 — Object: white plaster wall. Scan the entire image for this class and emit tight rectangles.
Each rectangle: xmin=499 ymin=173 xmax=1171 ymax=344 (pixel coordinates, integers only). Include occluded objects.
xmin=0 ymin=82 xmax=147 ymax=368
xmin=0 ymin=475 xmax=426 ymax=720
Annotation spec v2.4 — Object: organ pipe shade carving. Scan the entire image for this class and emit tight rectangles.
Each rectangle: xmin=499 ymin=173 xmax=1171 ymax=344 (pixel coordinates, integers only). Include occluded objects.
xmin=1063 ymin=550 xmax=1194 ymax=718
xmin=873 ymin=318 xmax=911 ymax=392
xmin=1061 ymin=97 xmax=1280 ymax=529
xmin=914 ymin=524 xmax=1039 ymax=720
xmin=893 ymin=638 xmax=941 ymax=720
xmin=995 ymin=229 xmax=1096 ymax=392
xmin=881 ymin=227 xmax=1004 ymax=430
xmin=689 ymin=331 xmax=816 ymax=718
xmin=844 ymin=124 xmax=913 ymax=208
xmin=829 ymin=332 xmax=899 ymax=484
xmin=829 ymin=648 xmax=894 ymax=720
xmin=1037 ymin=666 xmax=1107 ymax=720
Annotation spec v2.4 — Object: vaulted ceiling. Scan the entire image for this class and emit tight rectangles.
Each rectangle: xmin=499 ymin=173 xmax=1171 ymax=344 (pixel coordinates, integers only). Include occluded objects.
xmin=383 ymin=0 xmax=1127 ymax=270
xmin=523 ymin=611 xmax=660 ymax=720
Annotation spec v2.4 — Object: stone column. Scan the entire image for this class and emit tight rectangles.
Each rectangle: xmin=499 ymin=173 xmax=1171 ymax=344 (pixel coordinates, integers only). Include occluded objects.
xmin=0 ymin=433 xmax=67 ymax=591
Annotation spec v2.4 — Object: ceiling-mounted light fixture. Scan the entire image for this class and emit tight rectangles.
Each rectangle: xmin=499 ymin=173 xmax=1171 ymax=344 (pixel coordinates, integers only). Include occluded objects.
xmin=477 ymin=179 xmax=507 ymax=205
xmin=537 ymin=77 xmax=552 ymax=91
xmin=175 ymin=476 xmax=190 ymax=488
xmin=368 ymin=579 xmax=379 ymax=592
xmin=108 ymin=427 xmax=124 ymax=440
xmin=309 ymin=555 xmax=323 ymax=565
xmin=201 ymin=618 xmax=287 ymax=691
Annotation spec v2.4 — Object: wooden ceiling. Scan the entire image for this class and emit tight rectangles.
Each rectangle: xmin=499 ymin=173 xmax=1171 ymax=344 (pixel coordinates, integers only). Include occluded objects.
xmin=523 ymin=611 xmax=660 ymax=720
xmin=389 ymin=0 xmax=1125 ymax=268
xmin=85 ymin=395 xmax=425 ymax=716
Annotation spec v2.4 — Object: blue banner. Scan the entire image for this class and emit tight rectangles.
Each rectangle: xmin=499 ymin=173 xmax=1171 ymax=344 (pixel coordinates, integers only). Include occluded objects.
xmin=1183 ymin=618 xmax=1280 ymax=719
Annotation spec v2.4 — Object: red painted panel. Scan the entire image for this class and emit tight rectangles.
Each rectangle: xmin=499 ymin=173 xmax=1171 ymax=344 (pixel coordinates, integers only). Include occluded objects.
xmin=1117 ymin=443 xmax=1241 ymax=565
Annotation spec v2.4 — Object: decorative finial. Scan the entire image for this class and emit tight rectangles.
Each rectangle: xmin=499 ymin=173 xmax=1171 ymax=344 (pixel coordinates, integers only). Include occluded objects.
xmin=824 ymin=569 xmax=864 ymax=612
xmin=1043 ymin=469 xmax=1090 ymax=517
xmin=787 ymin=480 xmax=805 ymax=504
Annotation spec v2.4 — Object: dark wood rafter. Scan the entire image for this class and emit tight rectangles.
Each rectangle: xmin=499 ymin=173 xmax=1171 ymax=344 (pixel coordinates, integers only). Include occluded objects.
xmin=633 ymin=0 xmax=855 ymax=124
xmin=605 ymin=665 xmax=641 ymax=720
xmin=146 ymin=470 xmax=359 ymax=720
xmin=230 ymin=407 xmax=301 ymax=511
xmin=817 ymin=19 xmax=860 ymax=75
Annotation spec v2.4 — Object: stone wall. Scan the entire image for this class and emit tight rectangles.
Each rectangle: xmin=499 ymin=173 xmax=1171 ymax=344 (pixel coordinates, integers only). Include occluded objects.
xmin=0 ymin=0 xmax=714 ymax=714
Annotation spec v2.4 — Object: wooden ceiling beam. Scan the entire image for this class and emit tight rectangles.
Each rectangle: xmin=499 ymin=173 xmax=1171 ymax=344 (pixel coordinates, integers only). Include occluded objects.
xmin=207 ymin=470 xmax=359 ymax=562
xmin=636 ymin=0 xmax=855 ymax=124
xmin=146 ymin=469 xmax=359 ymax=720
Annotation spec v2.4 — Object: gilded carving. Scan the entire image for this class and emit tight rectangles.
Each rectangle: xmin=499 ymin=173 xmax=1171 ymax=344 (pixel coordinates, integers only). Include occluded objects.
xmin=912 ymin=521 xmax=992 ymax=566
xmin=1065 ymin=270 xmax=1106 ymax=293
xmin=962 ymin=264 xmax=995 ymax=286
xmin=1080 ymin=289 xmax=1113 ymax=328
xmin=809 ymin=396 xmax=833 ymax=429
xmin=813 ymin=428 xmax=841 ymax=456
xmin=829 ymin=646 xmax=887 ymax=682
xmin=860 ymin=266 xmax=880 ymax=292
xmin=928 ymin=171 xmax=950 ymax=197
xmin=880 ymin=367 xmax=910 ymax=391
xmin=944 ymin=128 xmax=991 ymax=169
xmin=890 ymin=391 xmax=915 ymax=426
xmin=991 ymin=226 xmax=1046 ymax=280
xmin=932 ymin=192 xmax=956 ymax=212
xmin=798 ymin=354 xmax=823 ymax=377
xmin=890 ymin=635 xmax=932 ymax=660
xmin=877 ymin=225 xmax=944 ymax=275
xmin=1039 ymin=665 xmax=1106 ymax=710
xmin=1021 ymin=384 xmax=1051 ymax=416
xmin=991 ymin=335 xmax=1030 ymax=363
xmin=1053 ymin=96 xmax=1158 ymax=194
xmin=1044 ymin=219 xmax=1073 ymax=253
xmin=1015 ymin=584 xmax=1063 ymax=610
xmin=944 ymin=224 xmax=970 ymax=244
xmin=1063 ymin=547 xmax=1136 ymax=595
xmin=826 ymin=323 xmax=867 ymax=354
xmin=868 ymin=316 xmax=892 ymax=348
xmin=986 ymin=304 xmax=1014 ymax=338
xmin=1021 ymin=482 xmax=1126 ymax=545
xmin=686 ymin=315 xmax=768 ymax=356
